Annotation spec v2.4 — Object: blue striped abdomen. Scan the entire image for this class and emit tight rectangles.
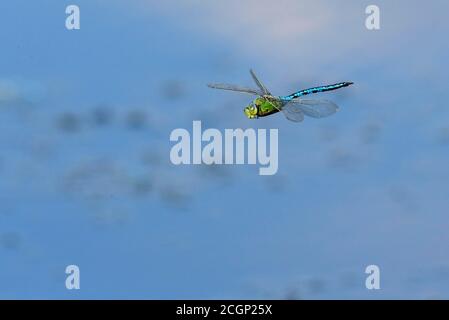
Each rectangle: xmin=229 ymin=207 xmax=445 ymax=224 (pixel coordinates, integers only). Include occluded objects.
xmin=281 ymin=82 xmax=353 ymax=101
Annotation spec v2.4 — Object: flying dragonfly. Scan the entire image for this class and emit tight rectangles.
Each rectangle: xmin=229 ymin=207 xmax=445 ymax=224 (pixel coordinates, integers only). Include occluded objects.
xmin=208 ymin=69 xmax=353 ymax=122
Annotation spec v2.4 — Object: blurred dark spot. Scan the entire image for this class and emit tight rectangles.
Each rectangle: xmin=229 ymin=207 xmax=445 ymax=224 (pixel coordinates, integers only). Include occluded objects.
xmin=126 ymin=110 xmax=147 ymax=130
xmin=0 ymin=232 xmax=21 ymax=251
xmin=389 ymin=186 xmax=409 ymax=203
xmin=160 ymin=185 xmax=191 ymax=208
xmin=63 ymin=161 xmax=129 ymax=198
xmin=133 ymin=177 xmax=153 ymax=196
xmin=327 ymin=148 xmax=358 ymax=170
xmin=284 ymin=287 xmax=301 ymax=300
xmin=306 ymin=278 xmax=326 ymax=295
xmin=56 ymin=112 xmax=81 ymax=133
xmin=160 ymin=80 xmax=185 ymax=100
xmin=264 ymin=174 xmax=287 ymax=193
xmin=209 ymin=55 xmax=235 ymax=72
xmin=437 ymin=127 xmax=449 ymax=145
xmin=94 ymin=209 xmax=129 ymax=226
xmin=90 ymin=106 xmax=114 ymax=127
xmin=360 ymin=123 xmax=381 ymax=144
xmin=319 ymin=125 xmax=339 ymax=142
xmin=141 ymin=151 xmax=162 ymax=167
xmin=388 ymin=186 xmax=419 ymax=213
xmin=199 ymin=163 xmax=231 ymax=182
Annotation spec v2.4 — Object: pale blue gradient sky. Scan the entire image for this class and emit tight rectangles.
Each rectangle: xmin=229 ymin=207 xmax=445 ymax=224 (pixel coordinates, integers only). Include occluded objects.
xmin=1 ymin=0 xmax=449 ymax=299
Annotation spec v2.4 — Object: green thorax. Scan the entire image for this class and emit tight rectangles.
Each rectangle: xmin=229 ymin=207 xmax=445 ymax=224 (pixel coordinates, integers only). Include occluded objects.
xmin=255 ymin=97 xmax=282 ymax=117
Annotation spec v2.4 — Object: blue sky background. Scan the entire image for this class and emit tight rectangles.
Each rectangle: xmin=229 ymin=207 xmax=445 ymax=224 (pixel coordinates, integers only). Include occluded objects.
xmin=1 ymin=0 xmax=449 ymax=299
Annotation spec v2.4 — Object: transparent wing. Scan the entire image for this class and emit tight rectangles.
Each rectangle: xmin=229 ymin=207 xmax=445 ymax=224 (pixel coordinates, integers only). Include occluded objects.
xmin=280 ymin=102 xmax=305 ymax=122
xmin=249 ymin=69 xmax=271 ymax=95
xmin=287 ymin=99 xmax=339 ymax=118
xmin=207 ymin=83 xmax=263 ymax=96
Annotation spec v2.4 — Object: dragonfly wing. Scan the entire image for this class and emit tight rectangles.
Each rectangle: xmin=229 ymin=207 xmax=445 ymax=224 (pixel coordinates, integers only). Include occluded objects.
xmin=288 ymin=99 xmax=339 ymax=118
xmin=280 ymin=102 xmax=305 ymax=122
xmin=207 ymin=83 xmax=263 ymax=96
xmin=249 ymin=69 xmax=271 ymax=95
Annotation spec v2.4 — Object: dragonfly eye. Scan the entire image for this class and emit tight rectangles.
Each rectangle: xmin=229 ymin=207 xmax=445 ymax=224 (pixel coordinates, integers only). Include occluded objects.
xmin=244 ymin=105 xmax=258 ymax=119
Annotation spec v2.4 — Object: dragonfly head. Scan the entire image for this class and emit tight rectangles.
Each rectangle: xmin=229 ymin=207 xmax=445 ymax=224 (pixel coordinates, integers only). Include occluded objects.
xmin=244 ymin=102 xmax=258 ymax=119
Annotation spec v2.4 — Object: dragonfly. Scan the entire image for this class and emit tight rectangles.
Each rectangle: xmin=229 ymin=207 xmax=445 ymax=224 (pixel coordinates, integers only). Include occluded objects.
xmin=208 ymin=69 xmax=353 ymax=122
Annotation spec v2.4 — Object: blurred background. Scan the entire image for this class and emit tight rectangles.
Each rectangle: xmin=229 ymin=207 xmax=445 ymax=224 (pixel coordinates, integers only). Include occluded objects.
xmin=1 ymin=0 xmax=449 ymax=299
